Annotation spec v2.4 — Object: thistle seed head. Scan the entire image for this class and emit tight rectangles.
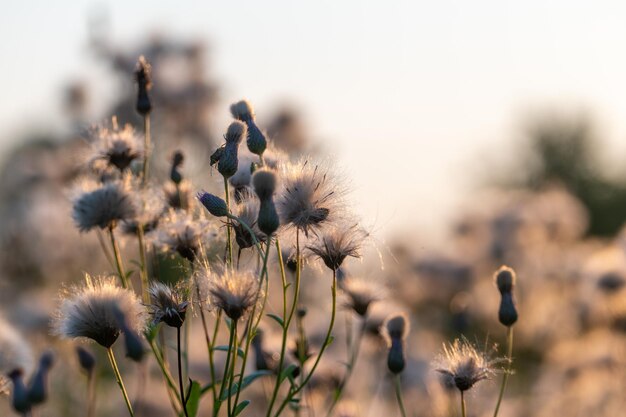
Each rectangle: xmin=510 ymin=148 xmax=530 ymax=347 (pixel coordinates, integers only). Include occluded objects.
xmin=434 ymin=338 xmax=502 ymax=392
xmin=342 ymin=277 xmax=384 ymax=317
xmin=151 ymin=210 xmax=214 ymax=262
xmin=148 ymin=282 xmax=189 ymax=328
xmin=71 ymin=178 xmax=137 ymax=232
xmin=90 ymin=124 xmax=142 ymax=172
xmin=307 ymin=223 xmax=367 ymax=271
xmin=205 ymin=269 xmax=259 ymax=321
xmin=54 ymin=275 xmax=146 ymax=348
xmin=277 ymin=159 xmax=346 ymax=235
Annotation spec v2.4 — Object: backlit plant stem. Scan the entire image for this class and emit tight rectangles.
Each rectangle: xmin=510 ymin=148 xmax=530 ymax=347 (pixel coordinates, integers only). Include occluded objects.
xmin=493 ymin=326 xmax=514 ymax=417
xmin=108 ymin=225 xmax=129 ymax=289
xmin=394 ymin=374 xmax=407 ymax=417
xmin=106 ymin=347 xmax=134 ymax=417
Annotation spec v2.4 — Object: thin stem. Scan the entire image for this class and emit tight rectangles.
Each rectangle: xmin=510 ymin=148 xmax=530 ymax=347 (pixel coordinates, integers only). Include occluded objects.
xmin=193 ymin=274 xmax=218 ymax=405
xmin=224 ymin=177 xmax=233 ymax=266
xmin=87 ymin=371 xmax=96 ymax=417
xmin=233 ymin=240 xmax=273 ymax=411
xmin=326 ymin=318 xmax=367 ymax=417
xmin=493 ymin=326 xmax=514 ymax=417
xmin=106 ymin=348 xmax=134 ymax=417
xmin=96 ymin=229 xmax=114 ymax=267
xmin=108 ymin=226 xmax=129 ymax=288
xmin=272 ymin=267 xmax=338 ymax=417
xmin=147 ymin=338 xmax=183 ymax=413
xmin=461 ymin=390 xmax=466 ymax=417
xmin=136 ymin=225 xmax=150 ymax=304
xmin=227 ymin=320 xmax=239 ymax=416
xmin=266 ymin=231 xmax=302 ymax=417
xmin=141 ymin=114 xmax=151 ymax=186
xmin=215 ymin=317 xmax=236 ymax=416
xmin=177 ymin=327 xmax=190 ymax=417
xmin=394 ymin=374 xmax=407 ymax=417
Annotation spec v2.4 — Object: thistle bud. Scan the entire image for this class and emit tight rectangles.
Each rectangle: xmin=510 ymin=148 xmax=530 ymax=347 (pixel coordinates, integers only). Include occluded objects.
xmin=494 ymin=266 xmax=518 ymax=327
xmin=230 ymin=100 xmax=267 ymax=156
xmin=27 ymin=351 xmax=54 ymax=405
xmin=170 ymin=151 xmax=184 ymax=185
xmin=114 ymin=308 xmax=145 ymax=362
xmin=252 ymin=170 xmax=280 ymax=236
xmin=134 ymin=56 xmax=152 ymax=116
xmin=76 ymin=346 xmax=96 ymax=374
xmin=381 ymin=313 xmax=410 ymax=375
xmin=197 ymin=191 xmax=229 ymax=217
xmin=218 ymin=121 xmax=246 ymax=179
xmin=8 ymin=369 xmax=31 ymax=413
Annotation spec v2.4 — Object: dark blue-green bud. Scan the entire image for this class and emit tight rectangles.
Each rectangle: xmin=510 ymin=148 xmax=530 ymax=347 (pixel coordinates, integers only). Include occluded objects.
xmin=76 ymin=346 xmax=96 ymax=373
xmin=498 ymin=292 xmax=518 ymax=327
xmin=252 ymin=170 xmax=279 ymax=235
xmin=8 ymin=369 xmax=31 ymax=413
xmin=230 ymin=100 xmax=267 ymax=156
xmin=197 ymin=191 xmax=229 ymax=217
xmin=27 ymin=351 xmax=54 ymax=405
xmin=387 ymin=338 xmax=406 ymax=374
xmin=218 ymin=121 xmax=246 ymax=179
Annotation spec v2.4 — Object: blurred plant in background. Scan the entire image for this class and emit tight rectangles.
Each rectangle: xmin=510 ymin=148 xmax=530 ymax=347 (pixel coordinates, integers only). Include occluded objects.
xmin=0 ymin=29 xmax=625 ymax=417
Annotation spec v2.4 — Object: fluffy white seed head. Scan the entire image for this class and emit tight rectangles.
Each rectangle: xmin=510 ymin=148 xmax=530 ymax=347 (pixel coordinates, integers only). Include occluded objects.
xmin=434 ymin=338 xmax=502 ymax=392
xmin=341 ymin=276 xmax=384 ymax=317
xmin=307 ymin=222 xmax=367 ymax=271
xmin=151 ymin=210 xmax=214 ymax=262
xmin=71 ymin=177 xmax=137 ymax=232
xmin=277 ymin=159 xmax=346 ymax=235
xmin=54 ymin=275 xmax=146 ymax=348
xmin=202 ymin=268 xmax=259 ymax=321
xmin=89 ymin=124 xmax=143 ymax=172
xmin=148 ymin=282 xmax=189 ymax=328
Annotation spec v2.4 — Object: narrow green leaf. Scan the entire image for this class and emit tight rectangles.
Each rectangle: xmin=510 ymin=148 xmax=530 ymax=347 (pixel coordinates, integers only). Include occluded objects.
xmin=279 ymin=364 xmax=298 ymax=383
xmin=234 ymin=400 xmax=250 ymax=416
xmin=220 ymin=370 xmax=272 ymax=401
xmin=325 ymin=335 xmax=335 ymax=347
xmin=213 ymin=345 xmax=245 ymax=358
xmin=185 ymin=380 xmax=201 ymax=417
xmin=266 ymin=313 xmax=284 ymax=328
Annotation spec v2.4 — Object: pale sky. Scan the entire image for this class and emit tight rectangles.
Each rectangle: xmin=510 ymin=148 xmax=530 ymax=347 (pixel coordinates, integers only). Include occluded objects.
xmin=2 ymin=1 xmax=626 ymax=239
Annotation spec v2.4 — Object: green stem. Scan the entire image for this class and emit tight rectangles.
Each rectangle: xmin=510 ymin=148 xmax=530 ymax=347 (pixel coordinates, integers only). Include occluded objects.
xmin=272 ymin=267 xmax=338 ymax=417
xmin=87 ymin=370 xmax=96 ymax=417
xmin=224 ymin=177 xmax=233 ymax=266
xmin=148 ymin=338 xmax=183 ymax=413
xmin=136 ymin=225 xmax=150 ymax=304
xmin=141 ymin=114 xmax=151 ymax=186
xmin=461 ymin=390 xmax=466 ymax=417
xmin=177 ymin=327 xmax=190 ymax=417
xmin=394 ymin=374 xmax=407 ymax=417
xmin=193 ymin=273 xmax=218 ymax=405
xmin=106 ymin=348 xmax=134 ymax=417
xmin=266 ymin=231 xmax=302 ymax=417
xmin=215 ymin=318 xmax=236 ymax=416
xmin=326 ymin=318 xmax=367 ymax=417
xmin=226 ymin=214 xmax=265 ymax=258
xmin=227 ymin=320 xmax=239 ymax=417
xmin=108 ymin=226 xmax=129 ymax=288
xmin=233 ymin=240 xmax=272 ymax=411
xmin=493 ymin=326 xmax=514 ymax=417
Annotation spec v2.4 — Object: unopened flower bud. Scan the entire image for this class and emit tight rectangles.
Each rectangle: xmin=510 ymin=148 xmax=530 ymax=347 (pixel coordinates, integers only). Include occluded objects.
xmin=230 ymin=100 xmax=267 ymax=156
xmin=134 ymin=56 xmax=152 ymax=116
xmin=381 ymin=313 xmax=409 ymax=375
xmin=197 ymin=191 xmax=229 ymax=217
xmin=76 ymin=346 xmax=96 ymax=373
xmin=253 ymin=170 xmax=279 ymax=236
xmin=387 ymin=338 xmax=406 ymax=374
xmin=114 ymin=308 xmax=145 ymax=362
xmin=494 ymin=266 xmax=518 ymax=327
xmin=8 ymin=369 xmax=31 ymax=413
xmin=170 ymin=151 xmax=184 ymax=184
xmin=27 ymin=351 xmax=54 ymax=405
xmin=218 ymin=122 xmax=246 ymax=179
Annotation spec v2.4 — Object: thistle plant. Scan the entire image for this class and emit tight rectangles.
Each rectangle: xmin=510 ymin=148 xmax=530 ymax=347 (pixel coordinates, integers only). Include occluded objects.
xmin=492 ymin=265 xmax=519 ymax=417
xmin=135 ymin=56 xmax=152 ymax=185
xmin=382 ymin=313 xmax=409 ymax=417
xmin=231 ymin=99 xmax=268 ymax=162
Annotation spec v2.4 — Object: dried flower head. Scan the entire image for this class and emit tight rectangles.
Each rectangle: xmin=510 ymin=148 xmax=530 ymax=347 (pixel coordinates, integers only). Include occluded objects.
xmin=434 ymin=338 xmax=501 ymax=392
xmin=341 ymin=277 xmax=384 ymax=317
xmin=71 ymin=178 xmax=137 ymax=232
xmin=120 ymin=185 xmax=165 ymax=235
xmin=90 ymin=124 xmax=142 ymax=172
xmin=277 ymin=159 xmax=346 ymax=235
xmin=148 ymin=282 xmax=189 ymax=328
xmin=232 ymin=192 xmax=266 ymax=250
xmin=151 ymin=210 xmax=214 ymax=262
xmin=230 ymin=99 xmax=268 ymax=156
xmin=307 ymin=223 xmax=367 ymax=271
xmin=135 ymin=55 xmax=152 ymax=115
xmin=206 ymin=269 xmax=259 ymax=321
xmin=54 ymin=275 xmax=146 ymax=348
xmin=0 ymin=317 xmax=33 ymax=395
